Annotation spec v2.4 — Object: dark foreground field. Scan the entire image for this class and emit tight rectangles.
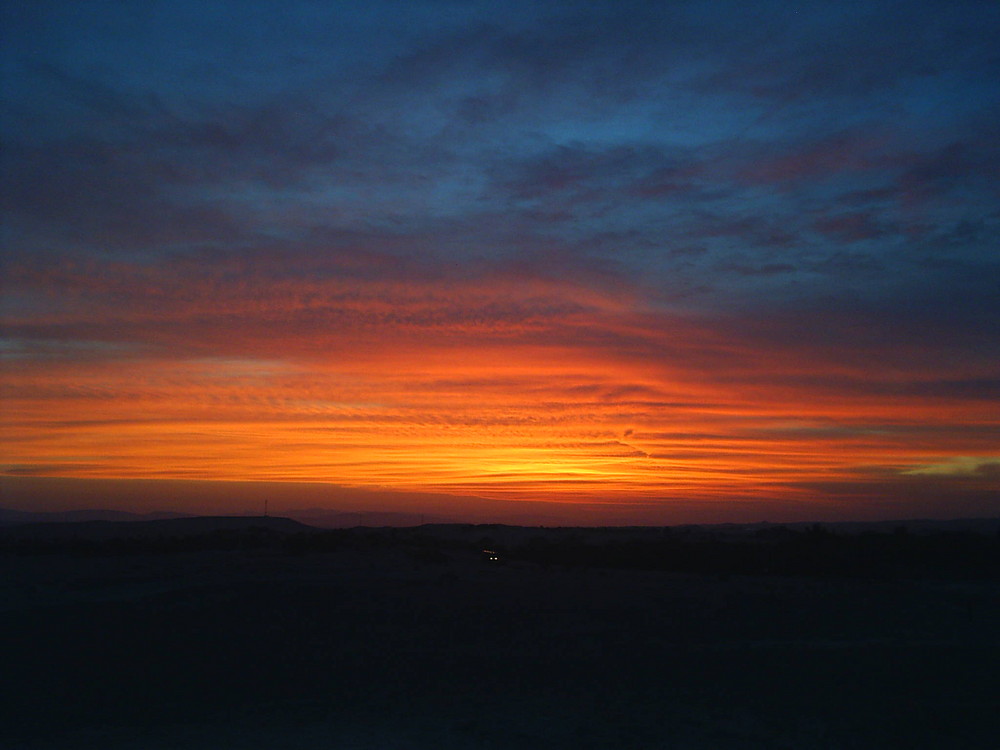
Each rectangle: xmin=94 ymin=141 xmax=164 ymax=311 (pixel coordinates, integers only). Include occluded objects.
xmin=2 ymin=520 xmax=998 ymax=749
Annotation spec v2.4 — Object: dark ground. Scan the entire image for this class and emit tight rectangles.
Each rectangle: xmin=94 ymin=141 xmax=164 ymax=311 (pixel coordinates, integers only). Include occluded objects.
xmin=1 ymin=520 xmax=998 ymax=748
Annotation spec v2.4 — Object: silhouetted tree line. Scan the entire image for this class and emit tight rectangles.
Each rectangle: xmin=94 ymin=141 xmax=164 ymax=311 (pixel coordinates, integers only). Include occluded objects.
xmin=2 ymin=523 xmax=998 ymax=579
xmin=0 ymin=527 xmax=347 ymax=557
xmin=506 ymin=525 xmax=1000 ymax=580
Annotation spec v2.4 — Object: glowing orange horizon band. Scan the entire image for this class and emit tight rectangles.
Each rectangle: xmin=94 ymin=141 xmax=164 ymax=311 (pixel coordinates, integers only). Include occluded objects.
xmin=2 ymin=273 xmax=997 ymax=508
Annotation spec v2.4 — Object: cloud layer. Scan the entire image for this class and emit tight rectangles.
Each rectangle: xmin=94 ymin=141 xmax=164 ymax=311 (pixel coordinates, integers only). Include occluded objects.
xmin=2 ymin=1 xmax=998 ymax=520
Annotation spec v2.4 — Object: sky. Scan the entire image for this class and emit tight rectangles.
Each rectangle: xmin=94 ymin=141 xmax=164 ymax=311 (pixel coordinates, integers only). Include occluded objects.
xmin=1 ymin=0 xmax=998 ymax=524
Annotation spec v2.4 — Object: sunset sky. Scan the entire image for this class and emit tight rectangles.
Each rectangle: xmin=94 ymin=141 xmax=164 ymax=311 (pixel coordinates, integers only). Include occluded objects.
xmin=2 ymin=1 xmax=998 ymax=523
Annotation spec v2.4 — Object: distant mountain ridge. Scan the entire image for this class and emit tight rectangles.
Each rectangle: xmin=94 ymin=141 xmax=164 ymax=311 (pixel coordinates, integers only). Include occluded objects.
xmin=1 ymin=507 xmax=997 ymax=537
xmin=286 ymin=508 xmax=455 ymax=528
xmin=0 ymin=507 xmax=193 ymax=525
xmin=0 ymin=514 xmax=315 ymax=541
xmin=0 ymin=506 xmax=453 ymax=529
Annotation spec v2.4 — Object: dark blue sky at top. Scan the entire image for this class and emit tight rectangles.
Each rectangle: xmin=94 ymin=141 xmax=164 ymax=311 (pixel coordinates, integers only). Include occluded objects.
xmin=2 ymin=0 xmax=999 ymax=357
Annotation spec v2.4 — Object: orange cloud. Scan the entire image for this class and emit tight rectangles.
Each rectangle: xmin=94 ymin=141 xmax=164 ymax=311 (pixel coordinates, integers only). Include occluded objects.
xmin=3 ymin=256 xmax=998 ymax=520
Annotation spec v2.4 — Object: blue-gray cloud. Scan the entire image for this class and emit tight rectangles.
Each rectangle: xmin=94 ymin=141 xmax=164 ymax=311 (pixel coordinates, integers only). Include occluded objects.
xmin=2 ymin=0 xmax=999 ymax=350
